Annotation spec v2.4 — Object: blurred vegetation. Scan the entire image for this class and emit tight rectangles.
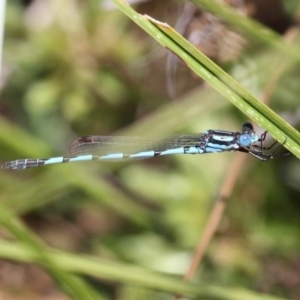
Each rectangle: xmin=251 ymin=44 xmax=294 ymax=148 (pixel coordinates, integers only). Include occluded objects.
xmin=1 ymin=0 xmax=300 ymax=299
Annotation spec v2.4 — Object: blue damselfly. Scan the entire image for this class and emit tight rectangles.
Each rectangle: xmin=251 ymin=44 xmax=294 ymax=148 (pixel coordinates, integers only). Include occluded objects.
xmin=1 ymin=123 xmax=287 ymax=170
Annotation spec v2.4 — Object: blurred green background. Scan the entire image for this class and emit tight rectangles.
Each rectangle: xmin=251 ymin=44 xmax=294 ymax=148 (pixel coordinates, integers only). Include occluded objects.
xmin=1 ymin=0 xmax=300 ymax=299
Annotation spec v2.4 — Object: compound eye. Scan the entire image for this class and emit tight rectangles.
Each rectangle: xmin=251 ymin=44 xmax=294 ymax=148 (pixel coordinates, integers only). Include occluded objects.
xmin=239 ymin=134 xmax=252 ymax=146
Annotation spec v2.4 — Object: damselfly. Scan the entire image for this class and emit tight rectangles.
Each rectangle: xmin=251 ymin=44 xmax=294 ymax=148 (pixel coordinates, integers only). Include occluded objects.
xmin=1 ymin=123 xmax=288 ymax=170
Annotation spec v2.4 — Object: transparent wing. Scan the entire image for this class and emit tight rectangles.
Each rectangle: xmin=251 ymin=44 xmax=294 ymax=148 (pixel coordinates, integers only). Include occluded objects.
xmin=70 ymin=134 xmax=205 ymax=157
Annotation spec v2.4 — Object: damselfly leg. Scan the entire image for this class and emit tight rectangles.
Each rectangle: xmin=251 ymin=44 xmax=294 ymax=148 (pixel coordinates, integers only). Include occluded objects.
xmin=247 ymin=131 xmax=289 ymax=161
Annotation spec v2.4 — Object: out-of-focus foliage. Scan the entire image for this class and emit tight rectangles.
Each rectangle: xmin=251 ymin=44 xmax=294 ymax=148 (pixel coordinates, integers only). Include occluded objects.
xmin=0 ymin=0 xmax=300 ymax=299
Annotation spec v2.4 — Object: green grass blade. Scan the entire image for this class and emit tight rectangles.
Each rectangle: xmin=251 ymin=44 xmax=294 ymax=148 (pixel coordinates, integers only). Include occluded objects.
xmin=111 ymin=0 xmax=300 ymax=159
xmin=0 ymin=205 xmax=102 ymax=300
xmin=0 ymin=240 xmax=288 ymax=300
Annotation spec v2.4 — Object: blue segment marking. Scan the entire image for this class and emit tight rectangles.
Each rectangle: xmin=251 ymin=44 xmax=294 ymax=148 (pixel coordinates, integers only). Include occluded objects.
xmin=44 ymin=157 xmax=64 ymax=165
xmin=160 ymin=148 xmax=185 ymax=155
xmin=99 ymin=153 xmax=124 ymax=160
xmin=69 ymin=155 xmax=93 ymax=162
xmin=129 ymin=151 xmax=155 ymax=158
